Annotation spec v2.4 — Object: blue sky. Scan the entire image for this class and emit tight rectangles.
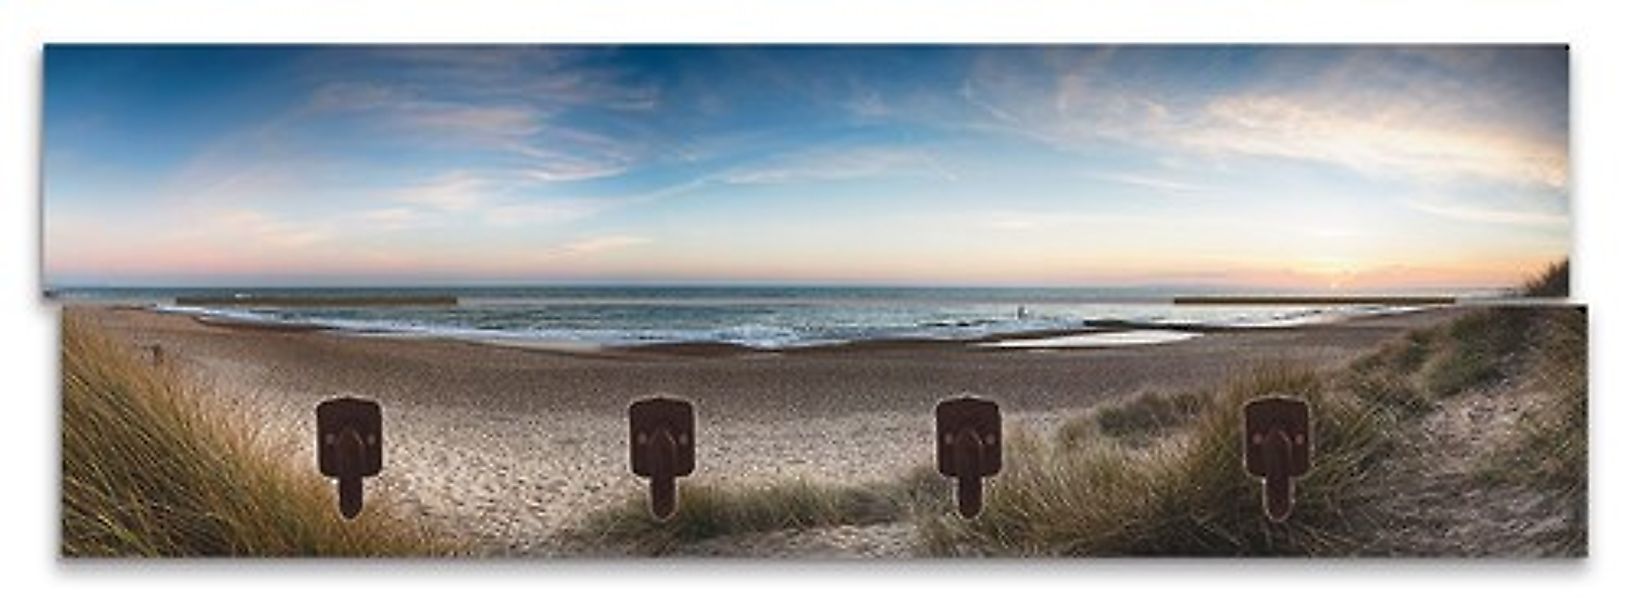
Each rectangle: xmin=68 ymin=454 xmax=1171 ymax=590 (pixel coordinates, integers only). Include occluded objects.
xmin=43 ymin=45 xmax=1569 ymax=289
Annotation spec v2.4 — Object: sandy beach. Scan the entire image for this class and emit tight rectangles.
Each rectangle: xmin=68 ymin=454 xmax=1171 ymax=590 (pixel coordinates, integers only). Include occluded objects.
xmin=68 ymin=304 xmax=1468 ymax=556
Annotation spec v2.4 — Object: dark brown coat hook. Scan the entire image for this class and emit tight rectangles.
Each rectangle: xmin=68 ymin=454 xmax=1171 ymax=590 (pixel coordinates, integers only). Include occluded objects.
xmin=935 ymin=397 xmax=1001 ymax=518
xmin=316 ymin=397 xmax=383 ymax=520
xmin=629 ymin=397 xmax=696 ymax=520
xmin=1243 ymin=395 xmax=1312 ymax=522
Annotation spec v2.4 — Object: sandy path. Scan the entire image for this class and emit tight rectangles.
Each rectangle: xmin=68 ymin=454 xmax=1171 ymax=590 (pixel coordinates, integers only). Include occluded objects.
xmin=1360 ymin=386 xmax=1580 ymax=557
xmin=68 ymin=305 xmax=1465 ymax=556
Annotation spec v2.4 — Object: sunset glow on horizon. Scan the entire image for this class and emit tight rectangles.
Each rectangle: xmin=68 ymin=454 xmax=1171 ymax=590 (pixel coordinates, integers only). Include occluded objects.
xmin=43 ymin=45 xmax=1570 ymax=290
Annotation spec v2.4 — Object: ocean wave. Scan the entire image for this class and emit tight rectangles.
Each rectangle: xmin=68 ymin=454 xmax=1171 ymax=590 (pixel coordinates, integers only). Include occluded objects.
xmin=149 ymin=298 xmax=1428 ymax=350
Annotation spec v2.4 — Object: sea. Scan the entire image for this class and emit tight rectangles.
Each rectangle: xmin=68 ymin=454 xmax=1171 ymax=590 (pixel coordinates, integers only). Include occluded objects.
xmin=47 ymin=286 xmax=1480 ymax=350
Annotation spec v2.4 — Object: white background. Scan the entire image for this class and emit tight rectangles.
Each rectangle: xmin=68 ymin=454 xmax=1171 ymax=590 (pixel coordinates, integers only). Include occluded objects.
xmin=2 ymin=1 xmax=1623 ymax=598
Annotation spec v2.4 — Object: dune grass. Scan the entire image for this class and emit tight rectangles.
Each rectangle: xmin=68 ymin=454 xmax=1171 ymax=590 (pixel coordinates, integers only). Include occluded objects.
xmin=1343 ymin=330 xmax=1435 ymax=416
xmin=61 ymin=314 xmax=454 ymax=557
xmin=920 ymin=363 xmax=1393 ymax=556
xmin=563 ymin=467 xmax=948 ymax=555
xmin=1058 ymin=390 xmax=1212 ymax=449
xmin=1421 ymin=307 xmax=1533 ymax=397
xmin=1516 ymin=307 xmax=1587 ymax=488
xmin=1502 ymin=260 xmax=1585 ymax=551
xmin=1519 ymin=260 xmax=1569 ymax=298
xmin=1476 ymin=306 xmax=1587 ymax=553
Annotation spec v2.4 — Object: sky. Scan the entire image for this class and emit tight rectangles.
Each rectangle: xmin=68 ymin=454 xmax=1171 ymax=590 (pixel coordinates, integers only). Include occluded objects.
xmin=42 ymin=45 xmax=1570 ymax=290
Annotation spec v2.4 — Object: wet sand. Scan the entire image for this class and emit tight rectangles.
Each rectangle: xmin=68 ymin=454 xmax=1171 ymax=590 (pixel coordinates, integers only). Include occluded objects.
xmin=66 ymin=304 xmax=1467 ymax=556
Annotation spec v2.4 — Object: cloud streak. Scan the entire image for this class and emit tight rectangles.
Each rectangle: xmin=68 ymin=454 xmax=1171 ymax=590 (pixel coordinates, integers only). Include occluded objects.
xmin=718 ymin=145 xmax=959 ymax=185
xmin=953 ymin=46 xmax=1569 ymax=190
xmin=548 ymin=234 xmax=650 ymax=257
xmin=1408 ymin=199 xmax=1569 ymax=227
xmin=1176 ymin=93 xmax=1567 ymax=189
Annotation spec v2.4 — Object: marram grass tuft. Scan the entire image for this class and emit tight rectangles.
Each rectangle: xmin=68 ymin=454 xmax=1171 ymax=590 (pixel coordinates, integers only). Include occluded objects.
xmin=60 ymin=315 xmax=456 ymax=557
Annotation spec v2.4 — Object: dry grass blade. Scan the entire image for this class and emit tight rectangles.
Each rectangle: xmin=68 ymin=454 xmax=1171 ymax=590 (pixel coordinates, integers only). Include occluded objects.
xmin=60 ymin=315 xmax=456 ymax=557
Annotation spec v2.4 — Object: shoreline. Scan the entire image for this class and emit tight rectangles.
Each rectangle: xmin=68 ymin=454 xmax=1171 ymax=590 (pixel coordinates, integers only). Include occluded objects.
xmin=137 ymin=301 xmax=1440 ymax=359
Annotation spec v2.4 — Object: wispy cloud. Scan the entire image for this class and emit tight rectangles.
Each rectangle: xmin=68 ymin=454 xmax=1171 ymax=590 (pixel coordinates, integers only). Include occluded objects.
xmin=511 ymin=135 xmax=635 ymax=182
xmin=1408 ymin=199 xmax=1569 ymax=227
xmin=547 ymin=234 xmax=650 ymax=258
xmin=380 ymin=169 xmax=623 ymax=227
xmin=953 ymin=47 xmax=1569 ymax=190
xmin=395 ymin=103 xmax=544 ymax=139
xmin=363 ymin=46 xmax=661 ymax=110
xmin=393 ymin=171 xmax=491 ymax=212
xmin=719 ymin=146 xmax=958 ymax=185
xmin=206 ymin=209 xmax=335 ymax=248
xmin=1088 ymin=171 xmax=1209 ymax=195
xmin=842 ymin=89 xmax=890 ymax=119
xmin=1176 ymin=94 xmax=1568 ymax=189
xmin=354 ymin=207 xmax=430 ymax=231
xmin=482 ymin=198 xmax=609 ymax=226
xmin=960 ymin=78 xmax=1022 ymax=125
xmin=306 ymin=81 xmax=412 ymax=112
xmin=975 ymin=210 xmax=1145 ymax=232
xmin=301 ymin=49 xmax=660 ymax=184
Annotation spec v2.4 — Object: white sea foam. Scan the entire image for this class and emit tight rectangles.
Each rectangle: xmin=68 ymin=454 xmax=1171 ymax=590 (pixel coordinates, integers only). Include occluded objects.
xmin=140 ymin=287 xmax=1439 ymax=350
xmin=979 ymin=330 xmax=1202 ymax=349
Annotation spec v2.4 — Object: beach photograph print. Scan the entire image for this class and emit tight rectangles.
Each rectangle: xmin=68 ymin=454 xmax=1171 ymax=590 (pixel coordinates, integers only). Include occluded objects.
xmin=45 ymin=45 xmax=1584 ymax=558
